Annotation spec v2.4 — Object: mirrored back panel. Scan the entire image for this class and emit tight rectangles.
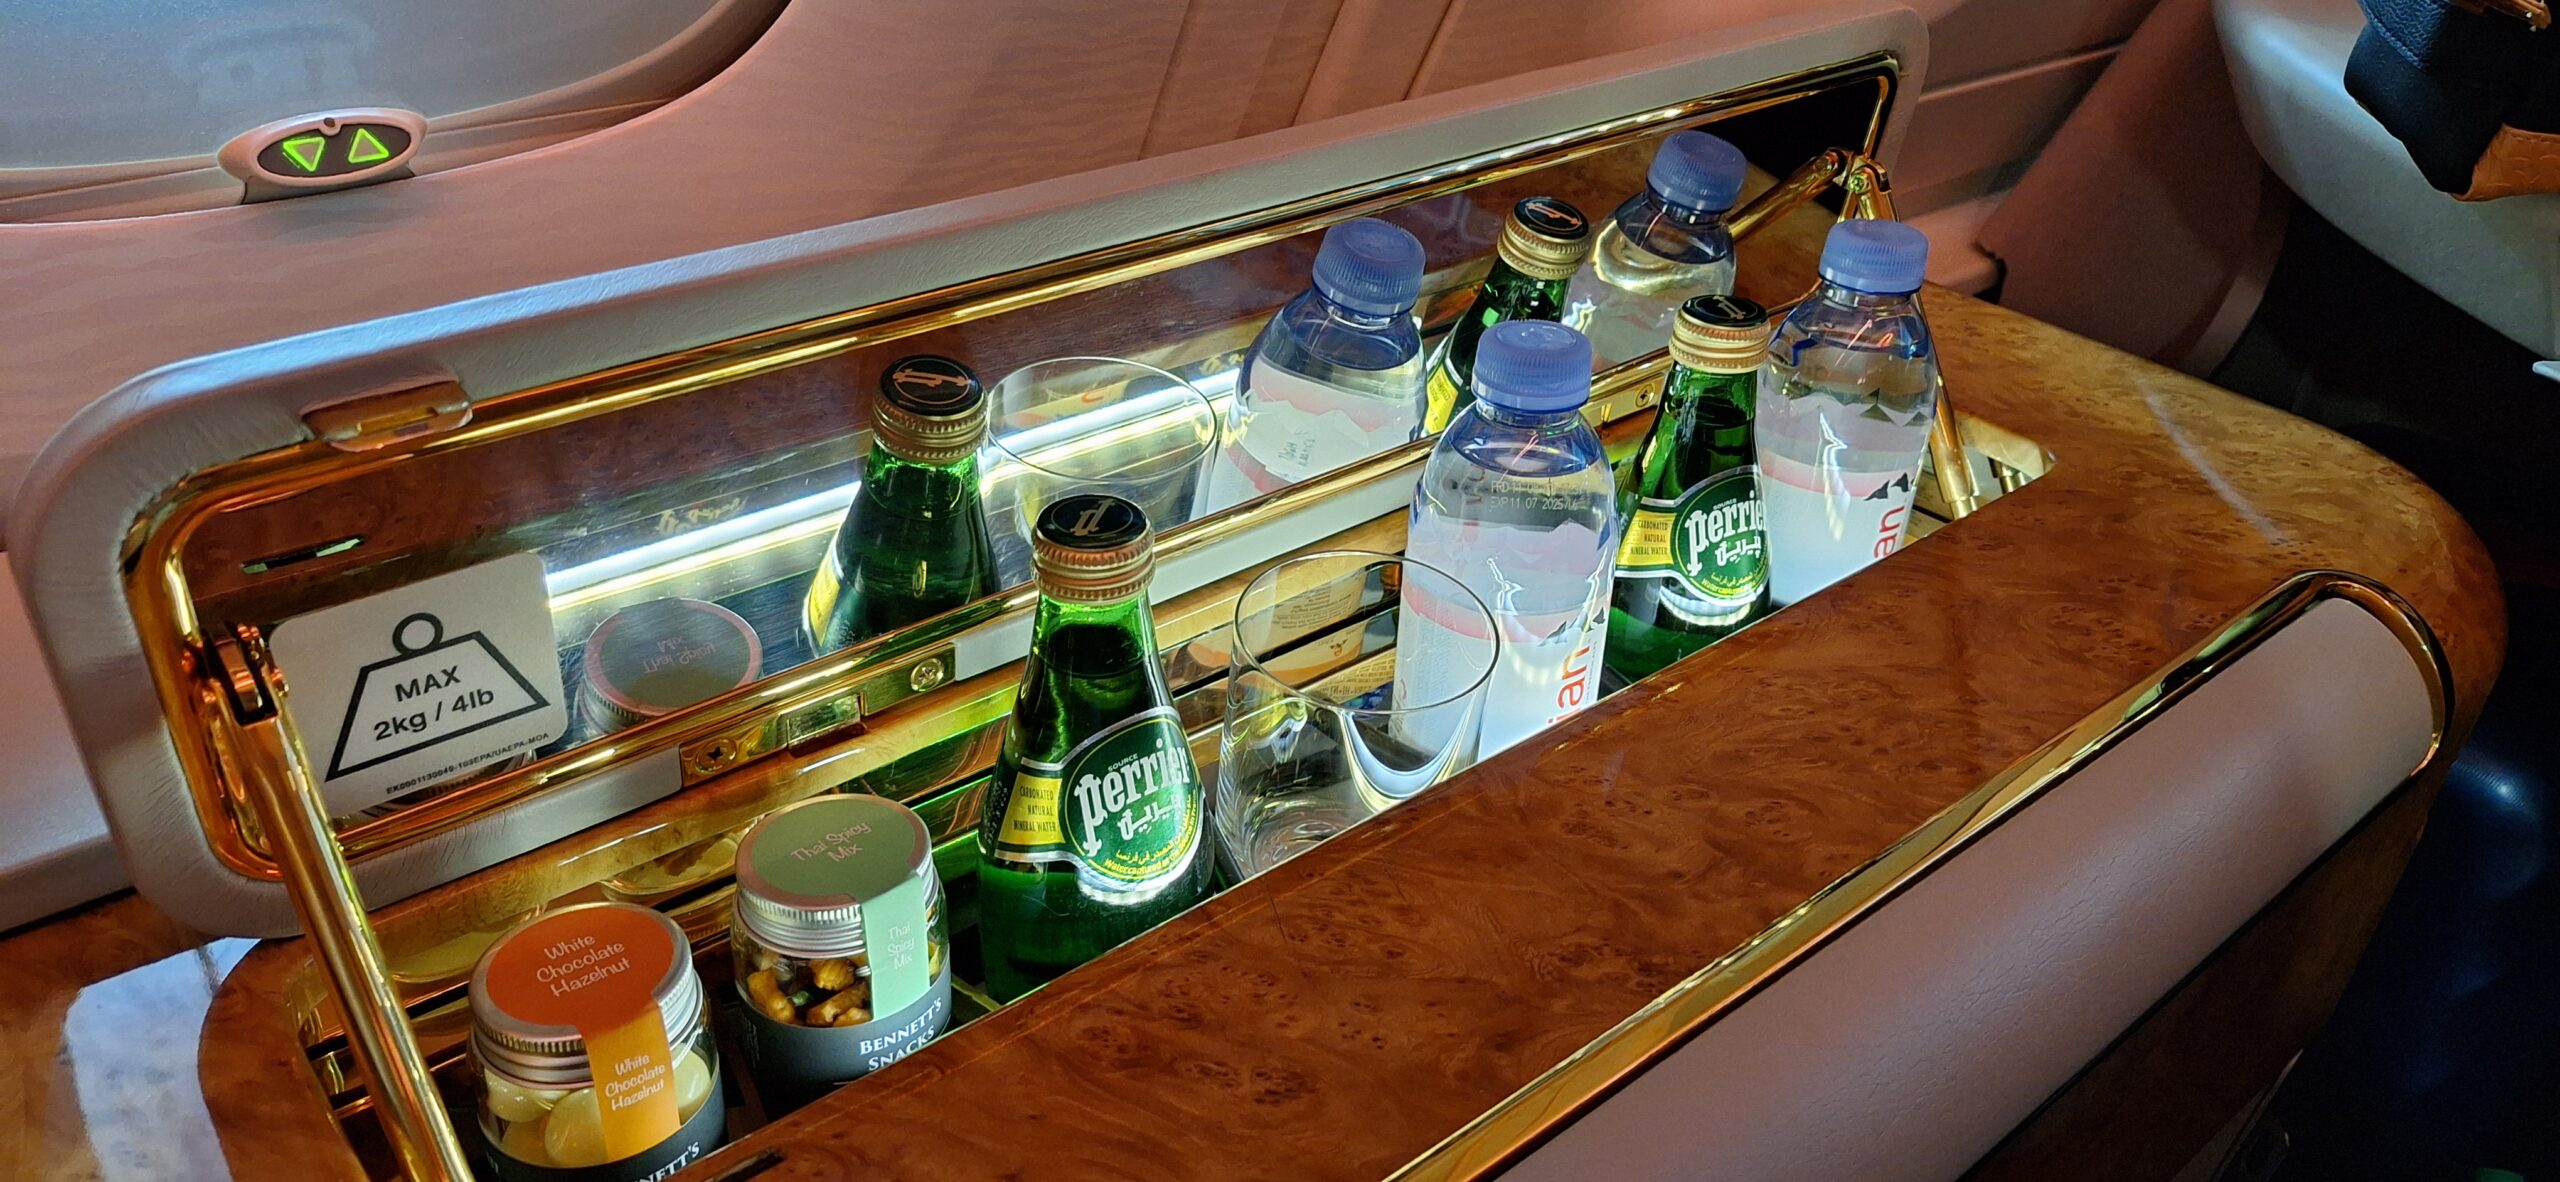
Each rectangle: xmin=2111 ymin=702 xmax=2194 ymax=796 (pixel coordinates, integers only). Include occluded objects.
xmin=133 ymin=54 xmax=1900 ymax=883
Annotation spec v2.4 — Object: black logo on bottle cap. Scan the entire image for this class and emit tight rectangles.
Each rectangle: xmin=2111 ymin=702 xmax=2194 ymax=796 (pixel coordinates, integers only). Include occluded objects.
xmin=1514 ymin=196 xmax=1589 ymax=240
xmin=1681 ymin=294 xmax=1767 ymax=328
xmin=880 ymin=355 xmax=983 ymax=415
xmin=1036 ymin=494 xmax=1148 ymax=550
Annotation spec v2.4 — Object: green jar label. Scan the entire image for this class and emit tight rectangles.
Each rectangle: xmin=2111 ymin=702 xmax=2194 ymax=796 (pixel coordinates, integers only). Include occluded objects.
xmin=1040 ymin=706 xmax=1202 ymax=890
xmin=1616 ymin=466 xmax=1767 ymax=605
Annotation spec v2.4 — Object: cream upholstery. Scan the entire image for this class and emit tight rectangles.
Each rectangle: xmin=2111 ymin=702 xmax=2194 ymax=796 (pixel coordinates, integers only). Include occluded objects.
xmin=2221 ymin=0 xmax=2560 ymax=356
xmin=1503 ymin=598 xmax=2436 ymax=1180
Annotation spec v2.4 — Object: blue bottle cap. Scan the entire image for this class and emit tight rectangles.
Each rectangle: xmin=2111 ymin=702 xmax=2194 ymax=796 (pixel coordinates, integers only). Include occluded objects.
xmin=1310 ymin=217 xmax=1425 ymax=316
xmin=1818 ymin=219 xmax=1929 ymax=294
xmin=1472 ymin=321 xmax=1594 ymax=415
xmin=1647 ymin=130 xmax=1748 ymax=217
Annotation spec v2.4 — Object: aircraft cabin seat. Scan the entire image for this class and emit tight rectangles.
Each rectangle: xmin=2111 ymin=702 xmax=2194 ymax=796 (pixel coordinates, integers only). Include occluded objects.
xmin=2218 ymin=0 xmax=2560 ymax=358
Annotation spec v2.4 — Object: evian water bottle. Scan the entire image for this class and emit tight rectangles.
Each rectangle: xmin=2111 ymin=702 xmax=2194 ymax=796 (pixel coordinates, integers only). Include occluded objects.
xmin=1756 ymin=219 xmax=1940 ymax=605
xmin=1396 ymin=321 xmax=1619 ymax=759
xmin=1561 ymin=130 xmax=1746 ymax=368
xmin=1200 ymin=218 xmax=1427 ymax=513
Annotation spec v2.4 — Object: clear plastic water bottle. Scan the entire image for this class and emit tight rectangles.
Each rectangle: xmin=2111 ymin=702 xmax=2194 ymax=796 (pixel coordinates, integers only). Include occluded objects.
xmin=1562 ymin=130 xmax=1747 ymax=368
xmin=1202 ymin=218 xmax=1427 ymax=512
xmin=1756 ymin=219 xmax=1940 ymax=605
xmin=1396 ymin=320 xmax=1619 ymax=759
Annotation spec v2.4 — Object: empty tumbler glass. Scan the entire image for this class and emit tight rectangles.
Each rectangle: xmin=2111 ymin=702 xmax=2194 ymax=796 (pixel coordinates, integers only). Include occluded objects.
xmin=983 ymin=357 xmax=1220 ymax=586
xmin=1212 ymin=551 xmax=1495 ymax=881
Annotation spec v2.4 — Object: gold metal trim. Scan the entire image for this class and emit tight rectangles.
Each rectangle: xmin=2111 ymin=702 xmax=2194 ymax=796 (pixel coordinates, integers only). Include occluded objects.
xmin=127 ymin=54 xmax=1903 ymax=884
xmin=215 ymin=626 xmax=474 ymax=1181
xmin=2452 ymin=0 xmax=2552 ymax=32
xmin=1387 ymin=571 xmax=2453 ymax=1181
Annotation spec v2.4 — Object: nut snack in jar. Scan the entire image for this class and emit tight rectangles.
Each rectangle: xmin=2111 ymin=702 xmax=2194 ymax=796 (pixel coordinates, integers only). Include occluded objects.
xmin=728 ymin=793 xmax=952 ymax=1113
xmin=467 ymin=903 xmax=725 ymax=1181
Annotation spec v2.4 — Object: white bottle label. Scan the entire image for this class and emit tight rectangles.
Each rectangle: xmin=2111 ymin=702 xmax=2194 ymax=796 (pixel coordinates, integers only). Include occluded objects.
xmin=1397 ymin=516 xmax=1613 ymax=759
xmin=1758 ymin=452 xmax=1921 ymax=606
xmin=1205 ymin=363 xmax=1418 ymax=509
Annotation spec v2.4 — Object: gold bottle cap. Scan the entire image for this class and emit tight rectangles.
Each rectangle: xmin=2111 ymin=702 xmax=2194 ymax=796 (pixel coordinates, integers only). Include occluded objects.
xmin=1669 ymin=294 xmax=1771 ymax=373
xmin=872 ymin=355 xmax=986 ymax=465
xmin=1494 ymin=196 xmax=1593 ymax=282
xmin=1031 ymin=493 xmax=1156 ymax=604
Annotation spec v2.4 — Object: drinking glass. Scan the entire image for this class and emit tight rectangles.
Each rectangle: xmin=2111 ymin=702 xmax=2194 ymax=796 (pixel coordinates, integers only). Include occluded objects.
xmin=1212 ymin=551 xmax=1496 ymax=881
xmin=983 ymin=357 xmax=1219 ymax=585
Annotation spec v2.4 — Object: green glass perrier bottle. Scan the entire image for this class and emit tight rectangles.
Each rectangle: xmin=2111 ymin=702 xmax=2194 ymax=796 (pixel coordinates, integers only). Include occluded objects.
xmin=976 ymin=493 xmax=1213 ymax=1001
xmin=1604 ymin=294 xmax=1773 ymax=687
xmin=803 ymin=355 xmax=998 ymax=655
xmin=1422 ymin=196 xmax=1592 ymax=433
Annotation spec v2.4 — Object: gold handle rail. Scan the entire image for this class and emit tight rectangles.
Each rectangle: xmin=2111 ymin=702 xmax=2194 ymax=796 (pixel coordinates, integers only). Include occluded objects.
xmin=214 ymin=627 xmax=473 ymax=1181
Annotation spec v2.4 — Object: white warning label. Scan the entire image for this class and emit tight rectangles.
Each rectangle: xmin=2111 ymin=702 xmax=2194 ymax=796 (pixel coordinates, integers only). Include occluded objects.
xmin=271 ymin=553 xmax=567 ymax=816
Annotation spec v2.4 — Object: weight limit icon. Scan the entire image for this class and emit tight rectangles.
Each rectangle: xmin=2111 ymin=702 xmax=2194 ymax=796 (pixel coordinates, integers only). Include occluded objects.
xmin=325 ymin=612 xmax=551 ymax=780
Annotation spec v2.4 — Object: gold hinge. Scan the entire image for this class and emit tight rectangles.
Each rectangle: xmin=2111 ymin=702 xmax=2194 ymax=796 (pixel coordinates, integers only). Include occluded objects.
xmin=2453 ymin=0 xmax=2552 ymax=30
xmin=679 ymin=644 xmax=956 ymax=779
xmin=301 ymin=379 xmax=473 ymax=452
xmin=207 ymin=628 xmax=278 ymax=723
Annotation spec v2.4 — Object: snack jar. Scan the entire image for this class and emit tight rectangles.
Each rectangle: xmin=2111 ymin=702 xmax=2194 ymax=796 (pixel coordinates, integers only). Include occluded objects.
xmin=467 ymin=903 xmax=726 ymax=1180
xmin=578 ymin=596 xmax=764 ymax=736
xmin=727 ymin=793 xmax=953 ymax=1113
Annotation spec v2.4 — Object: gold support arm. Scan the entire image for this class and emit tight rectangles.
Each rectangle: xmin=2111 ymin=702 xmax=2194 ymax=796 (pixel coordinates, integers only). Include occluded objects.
xmin=213 ymin=628 xmax=472 ymax=1182
xmin=1728 ymin=148 xmax=1984 ymax=519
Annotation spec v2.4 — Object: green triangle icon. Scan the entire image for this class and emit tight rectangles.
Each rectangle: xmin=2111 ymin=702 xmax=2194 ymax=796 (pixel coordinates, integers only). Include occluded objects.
xmin=346 ymin=127 xmax=391 ymax=165
xmin=279 ymin=134 xmax=326 ymax=173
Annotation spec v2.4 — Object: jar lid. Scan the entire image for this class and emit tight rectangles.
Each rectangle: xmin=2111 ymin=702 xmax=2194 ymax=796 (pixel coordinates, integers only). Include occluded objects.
xmin=1031 ymin=493 xmax=1156 ymax=604
xmin=873 ymin=355 xmax=986 ymax=465
xmin=1495 ymin=196 xmax=1592 ymax=281
xmin=733 ymin=794 xmax=936 ymax=959
xmin=580 ymin=597 xmax=763 ymax=727
xmin=467 ymin=903 xmax=705 ymax=1088
xmin=1669 ymin=294 xmax=1771 ymax=373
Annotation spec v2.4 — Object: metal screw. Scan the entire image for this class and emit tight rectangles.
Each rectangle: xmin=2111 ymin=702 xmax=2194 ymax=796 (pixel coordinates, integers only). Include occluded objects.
xmin=909 ymin=658 xmax=947 ymax=693
xmin=696 ymin=742 xmax=733 ymax=773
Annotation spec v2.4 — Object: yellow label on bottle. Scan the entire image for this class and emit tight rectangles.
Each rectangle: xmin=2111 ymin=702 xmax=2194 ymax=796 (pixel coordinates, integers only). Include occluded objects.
xmin=1423 ymin=365 xmax=1463 ymax=434
xmin=989 ymin=770 xmax=1066 ymax=861
xmin=801 ymin=545 xmax=844 ymax=643
xmin=1614 ymin=468 xmax=1768 ymax=604
xmin=1617 ymin=505 xmax=1678 ymax=570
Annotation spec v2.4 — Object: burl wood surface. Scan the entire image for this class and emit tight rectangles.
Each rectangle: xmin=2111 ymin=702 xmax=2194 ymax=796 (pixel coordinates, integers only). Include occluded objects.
xmin=677 ymin=299 xmax=2499 ymax=1177
xmin=0 ymin=240 xmax=2502 ymax=1182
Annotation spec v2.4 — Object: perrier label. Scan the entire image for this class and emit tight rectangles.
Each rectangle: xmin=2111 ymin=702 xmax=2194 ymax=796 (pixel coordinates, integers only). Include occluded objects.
xmin=1422 ymin=196 xmax=1591 ymax=433
xmin=803 ymin=355 xmax=998 ymax=656
xmin=1604 ymin=295 xmax=1773 ymax=687
xmin=976 ymin=493 xmax=1213 ymax=1001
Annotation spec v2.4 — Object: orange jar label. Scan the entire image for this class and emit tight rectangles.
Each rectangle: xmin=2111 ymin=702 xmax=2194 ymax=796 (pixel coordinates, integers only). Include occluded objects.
xmin=482 ymin=907 xmax=684 ymax=1161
